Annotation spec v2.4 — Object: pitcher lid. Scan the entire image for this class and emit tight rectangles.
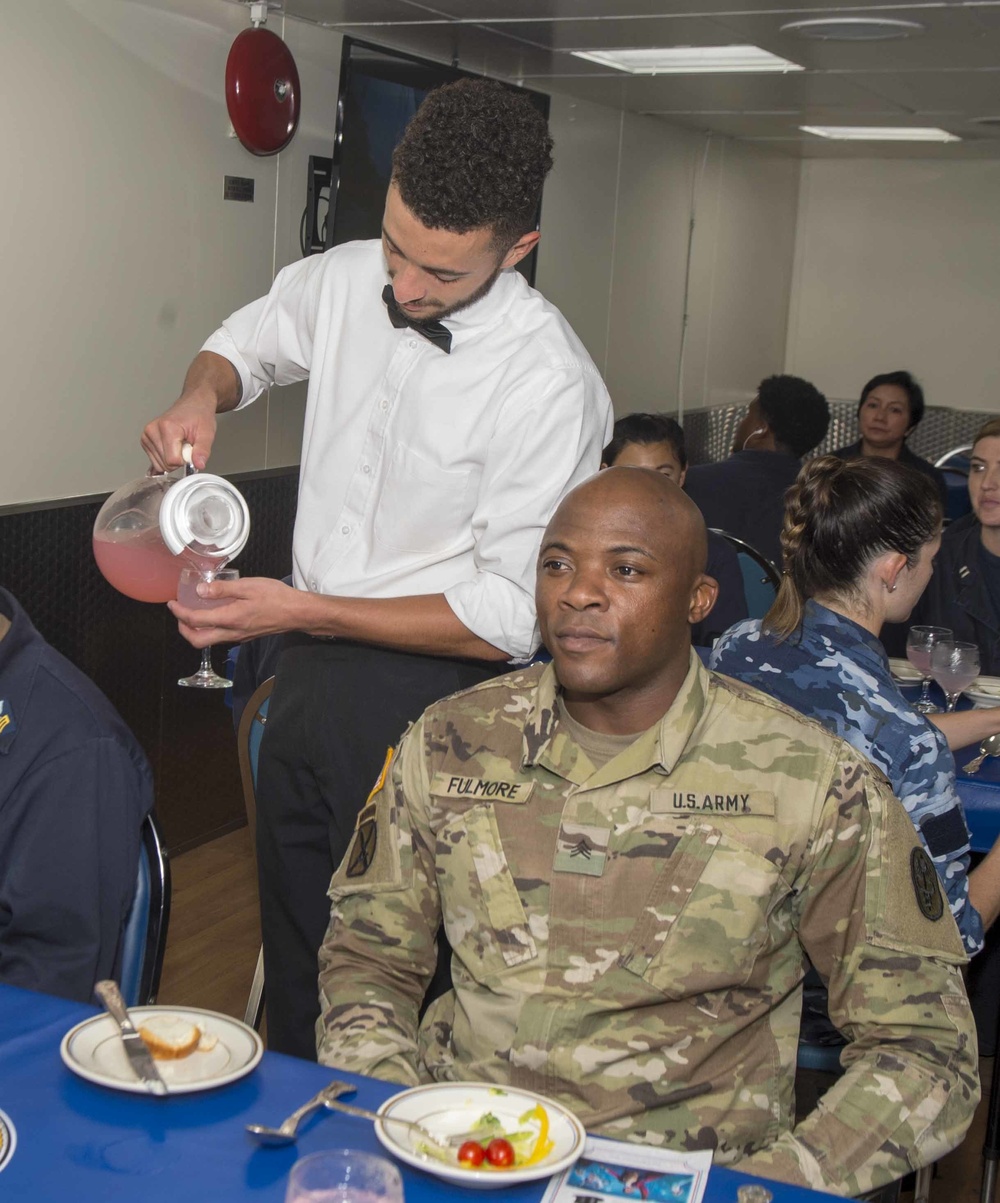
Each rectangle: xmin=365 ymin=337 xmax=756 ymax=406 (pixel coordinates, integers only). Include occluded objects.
xmin=158 ymin=472 xmax=250 ymax=561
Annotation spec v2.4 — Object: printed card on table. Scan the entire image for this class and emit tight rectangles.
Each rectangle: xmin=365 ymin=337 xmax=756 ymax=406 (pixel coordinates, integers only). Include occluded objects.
xmin=540 ymin=1135 xmax=712 ymax=1203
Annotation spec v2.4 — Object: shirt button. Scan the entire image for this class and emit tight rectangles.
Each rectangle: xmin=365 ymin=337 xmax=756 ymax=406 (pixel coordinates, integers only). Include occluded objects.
xmin=362 ymin=464 xmax=371 ymax=475
xmin=341 ymin=525 xmax=350 ymax=535
xmin=380 ymin=400 xmax=388 ymax=411
xmin=408 ymin=339 xmax=418 ymax=348
xmin=309 ymin=578 xmax=318 ymax=591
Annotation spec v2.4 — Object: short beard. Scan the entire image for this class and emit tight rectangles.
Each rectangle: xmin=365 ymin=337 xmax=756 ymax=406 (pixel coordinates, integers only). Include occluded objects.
xmin=434 ymin=264 xmax=503 ymax=321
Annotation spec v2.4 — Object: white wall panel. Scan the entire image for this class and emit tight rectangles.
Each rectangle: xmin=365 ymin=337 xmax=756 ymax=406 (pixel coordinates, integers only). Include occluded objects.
xmin=786 ymin=158 xmax=1000 ymax=413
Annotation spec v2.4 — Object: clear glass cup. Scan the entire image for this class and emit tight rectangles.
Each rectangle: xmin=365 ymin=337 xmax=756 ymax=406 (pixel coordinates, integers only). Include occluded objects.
xmin=930 ymin=640 xmax=980 ymax=712
xmin=284 ymin=1149 xmax=404 ymax=1203
xmin=907 ymin=624 xmax=953 ymax=714
xmin=176 ymin=567 xmax=239 ymax=689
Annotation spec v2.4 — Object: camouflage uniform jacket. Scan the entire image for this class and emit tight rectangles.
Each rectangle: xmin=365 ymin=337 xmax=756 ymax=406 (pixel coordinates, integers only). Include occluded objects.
xmin=317 ymin=653 xmax=978 ymax=1196
xmin=710 ymin=601 xmax=981 ymax=953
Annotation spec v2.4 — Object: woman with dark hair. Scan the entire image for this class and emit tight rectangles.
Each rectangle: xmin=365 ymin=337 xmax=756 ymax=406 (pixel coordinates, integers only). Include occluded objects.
xmin=832 ymin=370 xmax=947 ymax=507
xmin=711 ymin=455 xmax=1000 ymax=954
xmin=912 ymin=417 xmax=1000 ymax=673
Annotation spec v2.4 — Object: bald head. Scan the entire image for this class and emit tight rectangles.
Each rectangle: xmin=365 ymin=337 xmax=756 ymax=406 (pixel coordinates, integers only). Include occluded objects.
xmin=552 ymin=466 xmax=709 ymax=581
xmin=535 ymin=466 xmax=718 ymax=734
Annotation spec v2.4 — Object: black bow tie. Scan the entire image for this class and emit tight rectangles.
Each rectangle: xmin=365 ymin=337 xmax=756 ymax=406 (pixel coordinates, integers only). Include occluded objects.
xmin=382 ymin=285 xmax=452 ymax=354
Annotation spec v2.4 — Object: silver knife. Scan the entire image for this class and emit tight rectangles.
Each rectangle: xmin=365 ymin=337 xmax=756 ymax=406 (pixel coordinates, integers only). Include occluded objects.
xmin=94 ymin=980 xmax=168 ymax=1096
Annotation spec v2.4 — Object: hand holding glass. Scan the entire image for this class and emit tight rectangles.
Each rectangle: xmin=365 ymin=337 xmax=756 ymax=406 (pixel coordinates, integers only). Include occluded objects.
xmin=929 ymin=640 xmax=980 ymax=713
xmin=284 ymin=1149 xmax=404 ymax=1203
xmin=177 ymin=567 xmax=238 ymax=689
xmin=907 ymin=625 xmax=953 ymax=714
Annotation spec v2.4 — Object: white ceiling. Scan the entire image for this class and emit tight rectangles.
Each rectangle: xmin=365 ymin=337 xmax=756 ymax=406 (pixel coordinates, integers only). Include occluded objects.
xmin=256 ymin=0 xmax=1000 ymax=158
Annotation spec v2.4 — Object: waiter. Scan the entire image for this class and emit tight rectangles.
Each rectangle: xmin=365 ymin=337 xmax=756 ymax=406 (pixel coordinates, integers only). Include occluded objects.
xmin=141 ymin=78 xmax=613 ymax=1058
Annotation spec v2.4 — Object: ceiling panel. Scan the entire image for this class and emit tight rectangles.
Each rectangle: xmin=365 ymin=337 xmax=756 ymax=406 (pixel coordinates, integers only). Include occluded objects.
xmin=526 ymin=69 xmax=902 ymax=112
xmin=361 ymin=0 xmax=941 ymax=17
xmin=466 ymin=16 xmax=740 ymax=53
xmin=278 ymin=0 xmax=427 ymax=22
xmin=269 ymin=0 xmax=1000 ymax=157
xmin=849 ymin=68 xmax=1000 ymax=116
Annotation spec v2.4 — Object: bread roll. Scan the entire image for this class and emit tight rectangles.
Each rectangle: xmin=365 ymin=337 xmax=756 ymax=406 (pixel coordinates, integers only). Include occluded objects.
xmin=138 ymin=1015 xmax=202 ymax=1060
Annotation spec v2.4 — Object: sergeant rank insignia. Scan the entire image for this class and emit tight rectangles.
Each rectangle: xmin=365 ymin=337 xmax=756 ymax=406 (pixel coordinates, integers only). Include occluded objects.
xmin=911 ymin=846 xmax=944 ymax=921
xmin=0 ymin=700 xmax=15 ymax=751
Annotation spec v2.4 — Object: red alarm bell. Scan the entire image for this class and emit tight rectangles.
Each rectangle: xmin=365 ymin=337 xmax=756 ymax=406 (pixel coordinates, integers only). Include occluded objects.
xmin=225 ymin=26 xmax=300 ymax=156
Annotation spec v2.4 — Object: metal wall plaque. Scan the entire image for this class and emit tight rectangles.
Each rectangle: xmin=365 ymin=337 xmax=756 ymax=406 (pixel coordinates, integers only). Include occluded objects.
xmin=224 ymin=176 xmax=255 ymax=202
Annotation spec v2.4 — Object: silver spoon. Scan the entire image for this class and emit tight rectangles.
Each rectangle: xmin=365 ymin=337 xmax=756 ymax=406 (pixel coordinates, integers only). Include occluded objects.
xmin=246 ymin=1080 xmax=354 ymax=1147
xmin=323 ymin=1097 xmax=447 ymax=1150
xmin=962 ymin=731 xmax=1000 ymax=774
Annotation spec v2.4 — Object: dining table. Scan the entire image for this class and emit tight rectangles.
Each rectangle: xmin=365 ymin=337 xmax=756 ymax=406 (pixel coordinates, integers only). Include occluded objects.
xmin=0 ymin=982 xmax=847 ymax=1202
xmin=955 ymin=743 xmax=1000 ymax=854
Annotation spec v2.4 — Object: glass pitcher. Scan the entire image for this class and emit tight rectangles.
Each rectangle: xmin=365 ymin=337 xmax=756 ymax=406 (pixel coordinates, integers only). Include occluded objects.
xmin=93 ymin=450 xmax=250 ymax=603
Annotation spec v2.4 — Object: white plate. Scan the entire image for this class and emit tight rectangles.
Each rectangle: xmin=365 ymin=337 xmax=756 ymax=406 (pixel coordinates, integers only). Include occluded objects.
xmin=889 ymin=658 xmax=923 ymax=684
xmin=966 ymin=676 xmax=1000 ymax=708
xmin=60 ymin=1005 xmax=263 ymax=1095
xmin=374 ymin=1082 xmax=586 ymax=1191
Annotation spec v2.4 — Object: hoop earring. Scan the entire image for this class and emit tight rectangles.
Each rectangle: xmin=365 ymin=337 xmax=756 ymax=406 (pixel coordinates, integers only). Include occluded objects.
xmin=742 ymin=428 xmax=766 ymax=452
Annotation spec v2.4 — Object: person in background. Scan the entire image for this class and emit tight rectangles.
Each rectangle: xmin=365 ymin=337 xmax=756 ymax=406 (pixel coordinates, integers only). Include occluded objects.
xmin=831 ymin=370 xmax=947 ymax=509
xmin=0 ymin=586 xmax=154 ymax=1002
xmin=911 ymin=417 xmax=1000 ymax=675
xmin=711 ymin=456 xmax=1000 ymax=955
xmin=140 ymin=79 xmax=612 ymax=1058
xmin=684 ymin=375 xmax=829 ymax=569
xmin=601 ymin=412 xmax=747 ymax=645
xmin=316 ymin=467 xmax=978 ymax=1197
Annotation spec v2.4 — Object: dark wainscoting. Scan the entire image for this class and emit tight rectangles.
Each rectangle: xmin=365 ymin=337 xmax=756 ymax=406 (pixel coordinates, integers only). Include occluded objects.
xmin=0 ymin=468 xmax=298 ymax=854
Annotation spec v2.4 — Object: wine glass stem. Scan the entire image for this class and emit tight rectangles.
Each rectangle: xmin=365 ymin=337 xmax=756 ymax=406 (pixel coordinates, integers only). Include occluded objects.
xmin=946 ymin=692 xmax=958 ymax=713
xmin=199 ymin=647 xmax=213 ymax=675
xmin=920 ymin=676 xmax=932 ymax=708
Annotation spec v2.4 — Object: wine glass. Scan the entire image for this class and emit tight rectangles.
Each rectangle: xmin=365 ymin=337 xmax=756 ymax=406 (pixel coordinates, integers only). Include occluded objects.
xmin=177 ymin=567 xmax=239 ymax=689
xmin=906 ymin=625 xmax=953 ymax=714
xmin=284 ymin=1149 xmax=404 ymax=1203
xmin=930 ymin=641 xmax=981 ymax=713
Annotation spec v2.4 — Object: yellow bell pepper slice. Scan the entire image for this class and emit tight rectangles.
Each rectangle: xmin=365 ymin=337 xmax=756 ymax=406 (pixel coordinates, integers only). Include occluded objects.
xmin=518 ymin=1104 xmax=554 ymax=1166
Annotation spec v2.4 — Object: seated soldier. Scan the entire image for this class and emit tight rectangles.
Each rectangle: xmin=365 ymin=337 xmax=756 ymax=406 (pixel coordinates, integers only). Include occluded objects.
xmin=316 ymin=469 xmax=977 ymax=1196
xmin=684 ymin=374 xmax=829 ymax=569
xmin=0 ymin=586 xmax=154 ymax=1002
xmin=601 ymin=412 xmax=748 ymax=646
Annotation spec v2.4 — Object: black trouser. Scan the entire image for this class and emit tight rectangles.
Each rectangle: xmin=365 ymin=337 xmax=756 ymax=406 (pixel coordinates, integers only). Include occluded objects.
xmin=255 ymin=635 xmax=501 ymax=1060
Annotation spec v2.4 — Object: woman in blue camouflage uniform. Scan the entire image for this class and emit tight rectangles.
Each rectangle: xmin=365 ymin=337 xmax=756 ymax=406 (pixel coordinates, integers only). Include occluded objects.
xmin=712 ymin=455 xmax=1000 ymax=954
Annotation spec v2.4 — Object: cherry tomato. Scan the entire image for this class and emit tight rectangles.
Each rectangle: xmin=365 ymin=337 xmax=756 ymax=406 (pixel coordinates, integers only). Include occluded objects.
xmin=458 ymin=1141 xmax=485 ymax=1167
xmin=485 ymin=1138 xmax=516 ymax=1168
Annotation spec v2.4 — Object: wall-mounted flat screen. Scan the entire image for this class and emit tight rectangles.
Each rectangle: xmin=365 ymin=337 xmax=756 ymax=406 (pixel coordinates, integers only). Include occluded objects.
xmin=323 ymin=38 xmax=550 ymax=286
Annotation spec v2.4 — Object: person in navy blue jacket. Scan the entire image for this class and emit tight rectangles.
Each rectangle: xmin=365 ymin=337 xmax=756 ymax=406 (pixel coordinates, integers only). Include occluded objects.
xmin=684 ymin=375 xmax=829 ymax=570
xmin=0 ymin=587 xmax=154 ymax=1002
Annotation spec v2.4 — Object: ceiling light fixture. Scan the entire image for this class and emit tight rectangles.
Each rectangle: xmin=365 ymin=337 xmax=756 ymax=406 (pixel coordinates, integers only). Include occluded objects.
xmin=570 ymin=46 xmax=803 ymax=75
xmin=781 ymin=18 xmax=924 ymax=41
xmin=800 ymin=125 xmax=960 ymax=142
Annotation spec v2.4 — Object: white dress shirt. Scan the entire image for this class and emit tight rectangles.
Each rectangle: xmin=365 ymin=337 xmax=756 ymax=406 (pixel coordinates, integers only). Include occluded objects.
xmin=202 ymin=240 xmax=612 ymax=659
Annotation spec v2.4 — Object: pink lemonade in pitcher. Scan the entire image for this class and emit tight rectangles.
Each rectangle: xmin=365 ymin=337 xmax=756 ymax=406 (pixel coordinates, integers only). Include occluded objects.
xmin=94 ymin=462 xmax=249 ymax=604
xmin=92 ymin=531 xmax=185 ymax=604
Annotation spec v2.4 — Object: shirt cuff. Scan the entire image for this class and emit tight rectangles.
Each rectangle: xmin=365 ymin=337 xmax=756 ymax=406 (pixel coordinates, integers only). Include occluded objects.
xmin=200 ymin=328 xmax=264 ymax=411
xmin=444 ymin=577 xmax=539 ymax=662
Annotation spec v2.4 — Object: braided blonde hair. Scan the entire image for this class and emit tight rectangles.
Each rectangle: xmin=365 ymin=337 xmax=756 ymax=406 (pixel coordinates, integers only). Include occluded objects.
xmin=764 ymin=455 xmax=942 ymax=641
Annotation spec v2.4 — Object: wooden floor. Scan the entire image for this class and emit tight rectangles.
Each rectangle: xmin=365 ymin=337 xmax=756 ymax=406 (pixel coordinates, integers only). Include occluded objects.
xmin=158 ymin=826 xmax=263 ymax=1024
xmin=157 ymin=828 xmax=994 ymax=1203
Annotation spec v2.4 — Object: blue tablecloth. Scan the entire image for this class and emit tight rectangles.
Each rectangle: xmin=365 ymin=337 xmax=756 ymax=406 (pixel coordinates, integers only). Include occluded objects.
xmin=0 ymin=984 xmax=836 ymax=1202
xmin=955 ymin=750 xmax=1000 ymax=854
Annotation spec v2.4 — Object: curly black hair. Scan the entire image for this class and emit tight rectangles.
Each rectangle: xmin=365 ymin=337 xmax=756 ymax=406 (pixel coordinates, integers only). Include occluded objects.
xmin=391 ymin=78 xmax=554 ymax=252
xmin=757 ymin=374 xmax=830 ymax=457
